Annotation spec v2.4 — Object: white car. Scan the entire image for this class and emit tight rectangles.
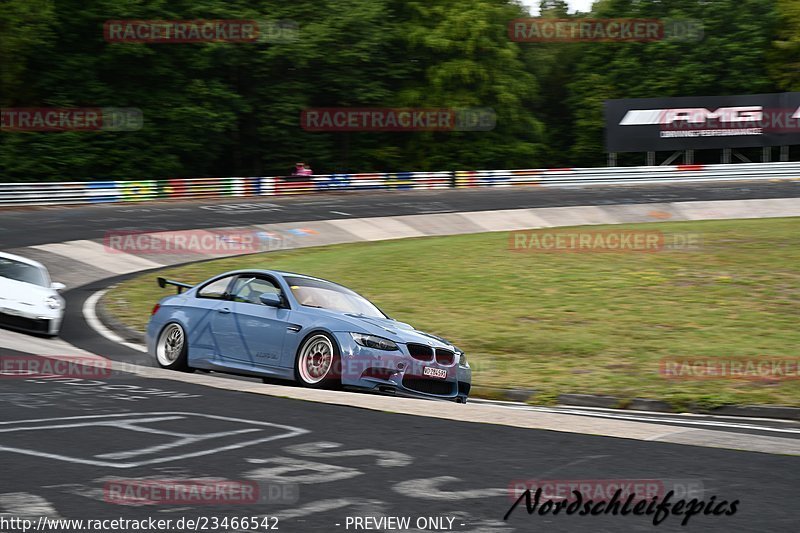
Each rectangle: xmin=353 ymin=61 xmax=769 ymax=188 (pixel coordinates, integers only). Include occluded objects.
xmin=0 ymin=251 xmax=65 ymax=337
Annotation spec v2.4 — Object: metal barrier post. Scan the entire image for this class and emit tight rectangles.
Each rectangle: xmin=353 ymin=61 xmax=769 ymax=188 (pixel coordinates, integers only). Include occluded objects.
xmin=661 ymin=151 xmax=682 ymax=166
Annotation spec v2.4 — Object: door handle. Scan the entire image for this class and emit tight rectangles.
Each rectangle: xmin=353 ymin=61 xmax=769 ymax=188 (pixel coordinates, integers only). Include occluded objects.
xmin=218 ymin=307 xmax=231 ymax=314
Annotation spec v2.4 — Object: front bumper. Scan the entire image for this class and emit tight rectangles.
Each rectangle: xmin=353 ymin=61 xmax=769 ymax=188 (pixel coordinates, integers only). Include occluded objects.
xmin=0 ymin=307 xmax=62 ymax=336
xmin=333 ymin=332 xmax=472 ymax=403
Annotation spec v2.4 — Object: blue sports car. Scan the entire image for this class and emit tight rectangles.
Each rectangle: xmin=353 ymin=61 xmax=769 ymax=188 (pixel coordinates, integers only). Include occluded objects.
xmin=146 ymin=270 xmax=471 ymax=402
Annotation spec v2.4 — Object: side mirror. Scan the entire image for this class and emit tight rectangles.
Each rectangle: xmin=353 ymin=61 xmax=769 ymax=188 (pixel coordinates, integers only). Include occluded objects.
xmin=259 ymin=292 xmax=282 ymax=307
xmin=51 ymin=282 xmax=66 ymax=291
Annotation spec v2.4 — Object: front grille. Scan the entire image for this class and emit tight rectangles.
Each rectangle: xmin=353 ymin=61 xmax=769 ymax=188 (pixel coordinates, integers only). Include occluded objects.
xmin=402 ymin=376 xmax=454 ymax=396
xmin=361 ymin=367 xmax=395 ymax=381
xmin=0 ymin=313 xmax=49 ymax=333
xmin=407 ymin=343 xmax=433 ymax=362
xmin=435 ymin=348 xmax=455 ymax=365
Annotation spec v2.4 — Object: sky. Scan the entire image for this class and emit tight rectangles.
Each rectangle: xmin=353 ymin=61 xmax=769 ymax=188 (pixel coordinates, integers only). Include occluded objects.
xmin=520 ymin=0 xmax=595 ymax=15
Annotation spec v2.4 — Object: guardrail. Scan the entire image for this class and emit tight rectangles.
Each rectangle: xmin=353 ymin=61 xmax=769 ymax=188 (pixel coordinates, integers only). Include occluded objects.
xmin=1 ymin=162 xmax=799 ymax=207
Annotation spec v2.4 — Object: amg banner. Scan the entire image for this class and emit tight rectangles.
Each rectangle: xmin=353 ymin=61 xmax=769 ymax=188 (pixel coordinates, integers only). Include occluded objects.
xmin=605 ymin=92 xmax=800 ymax=152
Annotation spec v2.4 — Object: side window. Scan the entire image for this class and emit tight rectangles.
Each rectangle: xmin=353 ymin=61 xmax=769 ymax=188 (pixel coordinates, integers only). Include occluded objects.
xmin=230 ymin=275 xmax=282 ymax=305
xmin=197 ymin=275 xmax=235 ymax=300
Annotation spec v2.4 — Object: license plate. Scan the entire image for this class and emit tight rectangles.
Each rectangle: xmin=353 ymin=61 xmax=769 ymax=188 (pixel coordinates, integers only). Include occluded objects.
xmin=423 ymin=367 xmax=447 ymax=379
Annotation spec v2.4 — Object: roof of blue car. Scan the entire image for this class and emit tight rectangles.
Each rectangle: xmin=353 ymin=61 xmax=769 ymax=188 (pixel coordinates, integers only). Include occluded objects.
xmin=273 ymin=270 xmax=319 ymax=279
xmin=225 ymin=269 xmax=341 ymax=286
xmin=257 ymin=269 xmax=338 ymax=284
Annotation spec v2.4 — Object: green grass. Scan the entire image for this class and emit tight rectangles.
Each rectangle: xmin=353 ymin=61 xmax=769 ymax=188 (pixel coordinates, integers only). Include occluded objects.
xmin=105 ymin=218 xmax=800 ymax=408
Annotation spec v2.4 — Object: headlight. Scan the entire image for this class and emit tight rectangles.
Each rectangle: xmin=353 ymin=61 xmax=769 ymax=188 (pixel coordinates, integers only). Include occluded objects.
xmin=45 ymin=296 xmax=63 ymax=310
xmin=457 ymin=351 xmax=468 ymax=366
xmin=351 ymin=332 xmax=399 ymax=351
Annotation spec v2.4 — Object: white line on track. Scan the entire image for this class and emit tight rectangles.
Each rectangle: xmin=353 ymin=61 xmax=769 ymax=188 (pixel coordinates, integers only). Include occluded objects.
xmin=82 ymin=289 xmax=147 ymax=353
xmin=471 ymin=399 xmax=800 ymax=435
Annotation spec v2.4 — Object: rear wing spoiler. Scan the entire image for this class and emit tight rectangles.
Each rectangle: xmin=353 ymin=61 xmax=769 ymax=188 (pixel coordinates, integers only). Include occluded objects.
xmin=157 ymin=277 xmax=193 ymax=294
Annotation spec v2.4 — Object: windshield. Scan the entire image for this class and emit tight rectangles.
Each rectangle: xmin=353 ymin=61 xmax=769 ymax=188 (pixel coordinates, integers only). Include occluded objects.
xmin=0 ymin=258 xmax=49 ymax=287
xmin=285 ymin=276 xmax=386 ymax=319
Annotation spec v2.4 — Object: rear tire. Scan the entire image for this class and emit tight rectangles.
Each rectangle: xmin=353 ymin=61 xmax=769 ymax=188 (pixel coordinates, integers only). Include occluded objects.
xmin=295 ymin=333 xmax=341 ymax=388
xmin=155 ymin=322 xmax=191 ymax=371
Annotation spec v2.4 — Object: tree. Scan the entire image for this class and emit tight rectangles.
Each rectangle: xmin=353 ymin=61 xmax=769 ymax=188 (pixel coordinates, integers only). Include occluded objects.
xmin=386 ymin=0 xmax=544 ymax=170
xmin=770 ymin=0 xmax=800 ymax=91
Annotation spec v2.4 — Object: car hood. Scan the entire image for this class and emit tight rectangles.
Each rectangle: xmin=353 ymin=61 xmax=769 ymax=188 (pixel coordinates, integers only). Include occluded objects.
xmin=341 ymin=313 xmax=458 ymax=350
xmin=0 ymin=277 xmax=59 ymax=310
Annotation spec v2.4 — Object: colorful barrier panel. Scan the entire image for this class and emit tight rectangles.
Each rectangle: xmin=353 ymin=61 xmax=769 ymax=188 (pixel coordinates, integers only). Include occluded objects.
xmin=87 ymin=181 xmax=119 ymax=203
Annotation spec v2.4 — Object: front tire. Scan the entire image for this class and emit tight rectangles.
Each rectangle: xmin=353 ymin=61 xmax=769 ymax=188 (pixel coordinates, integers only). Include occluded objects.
xmin=155 ymin=322 xmax=191 ymax=371
xmin=295 ymin=333 xmax=340 ymax=388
